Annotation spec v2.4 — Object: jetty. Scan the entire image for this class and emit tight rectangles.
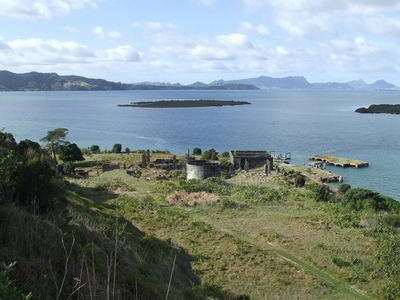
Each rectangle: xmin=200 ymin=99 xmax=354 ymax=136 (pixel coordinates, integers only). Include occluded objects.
xmin=308 ymin=154 xmax=369 ymax=168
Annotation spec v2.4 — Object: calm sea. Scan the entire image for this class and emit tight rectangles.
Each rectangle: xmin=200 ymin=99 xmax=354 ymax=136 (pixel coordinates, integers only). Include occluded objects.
xmin=1 ymin=89 xmax=399 ymax=200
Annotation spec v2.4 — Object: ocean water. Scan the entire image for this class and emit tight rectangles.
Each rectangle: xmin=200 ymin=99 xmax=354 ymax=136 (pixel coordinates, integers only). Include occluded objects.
xmin=1 ymin=89 xmax=399 ymax=200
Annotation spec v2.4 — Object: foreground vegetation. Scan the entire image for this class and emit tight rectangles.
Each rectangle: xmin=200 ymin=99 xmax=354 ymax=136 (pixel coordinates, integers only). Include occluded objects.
xmin=1 ymin=130 xmax=400 ymax=299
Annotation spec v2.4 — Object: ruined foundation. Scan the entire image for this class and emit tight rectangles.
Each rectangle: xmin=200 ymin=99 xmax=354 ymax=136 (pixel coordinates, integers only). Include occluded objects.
xmin=186 ymin=160 xmax=221 ymax=180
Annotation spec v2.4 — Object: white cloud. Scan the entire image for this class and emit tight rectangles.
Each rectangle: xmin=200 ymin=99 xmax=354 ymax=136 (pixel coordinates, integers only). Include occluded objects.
xmin=64 ymin=26 xmax=79 ymax=33
xmin=92 ymin=26 xmax=122 ymax=43
xmin=105 ymin=45 xmax=140 ymax=62
xmin=242 ymin=0 xmax=400 ymax=39
xmin=190 ymin=0 xmax=218 ymax=5
xmin=277 ymin=11 xmax=336 ymax=38
xmin=354 ymin=37 xmax=381 ymax=55
xmin=216 ymin=33 xmax=253 ymax=49
xmin=239 ymin=22 xmax=270 ymax=36
xmin=274 ymin=46 xmax=289 ymax=56
xmin=364 ymin=16 xmax=400 ymax=35
xmin=242 ymin=0 xmax=400 ymax=12
xmin=192 ymin=46 xmax=236 ymax=60
xmin=132 ymin=21 xmax=178 ymax=31
xmin=0 ymin=38 xmax=140 ymax=67
xmin=0 ymin=0 xmax=100 ymax=19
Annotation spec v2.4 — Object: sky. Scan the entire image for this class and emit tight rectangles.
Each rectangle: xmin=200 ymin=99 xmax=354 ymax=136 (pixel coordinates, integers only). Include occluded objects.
xmin=1 ymin=0 xmax=400 ymax=85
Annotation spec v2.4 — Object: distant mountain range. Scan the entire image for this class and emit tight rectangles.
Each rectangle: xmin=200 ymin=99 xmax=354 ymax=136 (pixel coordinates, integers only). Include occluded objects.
xmin=205 ymin=76 xmax=397 ymax=90
xmin=0 ymin=70 xmax=398 ymax=91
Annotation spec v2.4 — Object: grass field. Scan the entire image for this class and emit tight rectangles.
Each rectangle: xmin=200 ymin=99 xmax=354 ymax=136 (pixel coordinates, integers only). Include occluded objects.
xmin=2 ymin=151 xmax=399 ymax=299
xmin=68 ymin=152 xmax=393 ymax=299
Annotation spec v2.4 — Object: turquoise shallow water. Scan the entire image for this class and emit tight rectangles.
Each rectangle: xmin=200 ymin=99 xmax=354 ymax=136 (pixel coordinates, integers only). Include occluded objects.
xmin=1 ymin=89 xmax=399 ymax=200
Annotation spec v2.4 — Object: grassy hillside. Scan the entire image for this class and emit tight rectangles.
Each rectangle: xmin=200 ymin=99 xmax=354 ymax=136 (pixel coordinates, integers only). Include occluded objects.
xmin=1 ymin=151 xmax=400 ymax=299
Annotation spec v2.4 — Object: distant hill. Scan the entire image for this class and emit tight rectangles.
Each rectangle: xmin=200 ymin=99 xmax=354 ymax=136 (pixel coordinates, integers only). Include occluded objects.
xmin=0 ymin=71 xmax=258 ymax=91
xmin=207 ymin=76 xmax=397 ymax=90
xmin=0 ymin=70 xmax=127 ymax=91
xmin=209 ymin=75 xmax=312 ymax=89
xmin=347 ymin=79 xmax=395 ymax=90
xmin=311 ymin=82 xmax=354 ymax=90
xmin=0 ymin=70 xmax=397 ymax=91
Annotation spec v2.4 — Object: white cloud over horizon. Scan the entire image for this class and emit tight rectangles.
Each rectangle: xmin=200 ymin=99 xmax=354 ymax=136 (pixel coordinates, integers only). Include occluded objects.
xmin=0 ymin=0 xmax=400 ymax=85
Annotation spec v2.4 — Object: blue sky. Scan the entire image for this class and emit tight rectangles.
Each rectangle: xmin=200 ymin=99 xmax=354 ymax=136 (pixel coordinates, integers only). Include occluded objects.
xmin=1 ymin=0 xmax=400 ymax=85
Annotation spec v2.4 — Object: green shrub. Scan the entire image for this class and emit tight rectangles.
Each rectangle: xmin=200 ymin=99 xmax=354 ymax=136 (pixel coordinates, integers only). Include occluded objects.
xmin=294 ymin=175 xmax=305 ymax=187
xmin=0 ymin=261 xmax=32 ymax=300
xmin=220 ymin=151 xmax=229 ymax=158
xmin=236 ymin=185 xmax=281 ymax=203
xmin=180 ymin=177 xmax=231 ymax=195
xmin=221 ymin=198 xmax=237 ymax=209
xmin=310 ymin=183 xmax=331 ymax=202
xmin=219 ymin=158 xmax=232 ymax=167
xmin=63 ymin=161 xmax=75 ymax=174
xmin=331 ymin=256 xmax=350 ymax=267
xmin=341 ymin=188 xmax=400 ymax=212
xmin=338 ymin=183 xmax=351 ymax=195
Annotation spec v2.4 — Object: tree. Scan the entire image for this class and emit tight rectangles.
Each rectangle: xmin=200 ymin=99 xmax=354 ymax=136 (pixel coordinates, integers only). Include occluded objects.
xmin=15 ymin=149 xmax=57 ymax=208
xmin=89 ymin=145 xmax=100 ymax=153
xmin=59 ymin=143 xmax=84 ymax=162
xmin=192 ymin=147 xmax=202 ymax=155
xmin=0 ymin=131 xmax=18 ymax=202
xmin=220 ymin=151 xmax=229 ymax=158
xmin=40 ymin=128 xmax=68 ymax=164
xmin=125 ymin=147 xmax=130 ymax=154
xmin=202 ymin=148 xmax=218 ymax=160
xmin=17 ymin=139 xmax=41 ymax=155
xmin=112 ymin=143 xmax=122 ymax=153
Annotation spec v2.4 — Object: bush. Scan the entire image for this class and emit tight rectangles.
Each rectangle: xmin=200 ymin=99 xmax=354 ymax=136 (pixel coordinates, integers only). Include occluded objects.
xmin=219 ymin=158 xmax=232 ymax=167
xmin=338 ymin=183 xmax=351 ymax=195
xmin=0 ymin=261 xmax=32 ymax=300
xmin=180 ymin=177 xmax=230 ymax=195
xmin=342 ymin=188 xmax=400 ymax=212
xmin=63 ymin=161 xmax=75 ymax=175
xmin=294 ymin=175 xmax=305 ymax=187
xmin=310 ymin=183 xmax=331 ymax=202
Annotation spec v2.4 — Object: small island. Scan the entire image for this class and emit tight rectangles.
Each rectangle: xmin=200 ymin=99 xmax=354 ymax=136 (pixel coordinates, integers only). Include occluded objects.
xmin=118 ymin=99 xmax=251 ymax=108
xmin=355 ymin=104 xmax=400 ymax=114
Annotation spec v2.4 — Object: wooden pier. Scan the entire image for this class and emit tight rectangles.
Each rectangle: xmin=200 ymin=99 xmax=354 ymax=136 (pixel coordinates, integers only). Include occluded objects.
xmin=308 ymin=155 xmax=369 ymax=168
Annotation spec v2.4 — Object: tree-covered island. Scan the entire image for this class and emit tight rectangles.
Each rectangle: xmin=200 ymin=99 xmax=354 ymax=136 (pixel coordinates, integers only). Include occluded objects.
xmin=355 ymin=104 xmax=400 ymax=114
xmin=118 ymin=99 xmax=251 ymax=108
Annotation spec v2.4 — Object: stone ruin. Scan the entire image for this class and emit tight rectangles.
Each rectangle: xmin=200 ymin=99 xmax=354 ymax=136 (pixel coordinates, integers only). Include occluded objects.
xmin=186 ymin=159 xmax=221 ymax=180
xmin=229 ymin=150 xmax=273 ymax=174
xmin=102 ymin=163 xmax=120 ymax=173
